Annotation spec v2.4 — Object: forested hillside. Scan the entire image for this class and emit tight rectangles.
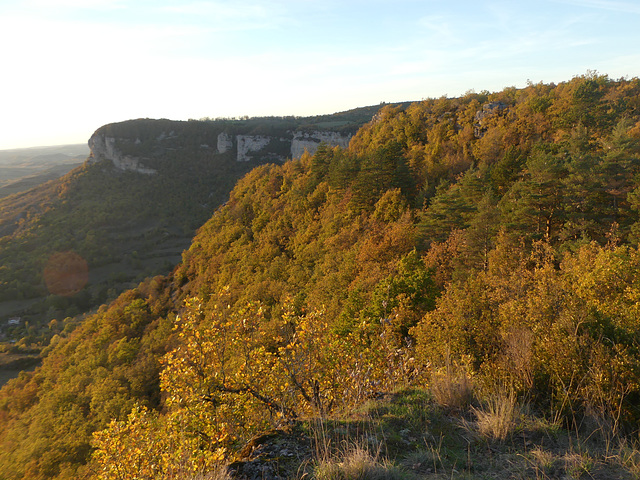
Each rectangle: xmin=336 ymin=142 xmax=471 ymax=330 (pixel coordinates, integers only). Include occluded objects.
xmin=1 ymin=73 xmax=640 ymax=479
xmin=0 ymin=109 xmax=377 ymax=348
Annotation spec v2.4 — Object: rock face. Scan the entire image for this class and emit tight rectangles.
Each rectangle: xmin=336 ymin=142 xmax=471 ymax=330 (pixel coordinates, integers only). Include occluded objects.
xmin=291 ymin=131 xmax=351 ymax=158
xmin=236 ymin=135 xmax=272 ymax=162
xmin=217 ymin=132 xmax=234 ymax=154
xmin=88 ymin=120 xmax=355 ymax=172
xmin=220 ymin=131 xmax=352 ymax=162
xmin=88 ymin=133 xmax=157 ymax=175
xmin=474 ymin=102 xmax=508 ymax=138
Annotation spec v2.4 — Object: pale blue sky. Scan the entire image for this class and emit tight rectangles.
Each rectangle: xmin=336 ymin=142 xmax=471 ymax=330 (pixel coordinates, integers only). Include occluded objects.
xmin=1 ymin=0 xmax=639 ymax=149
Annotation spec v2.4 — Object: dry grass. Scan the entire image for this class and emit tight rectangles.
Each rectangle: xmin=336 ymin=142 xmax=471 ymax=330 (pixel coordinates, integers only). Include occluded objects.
xmin=563 ymin=452 xmax=595 ymax=478
xmin=430 ymin=365 xmax=473 ymax=410
xmin=472 ymin=390 xmax=519 ymax=441
xmin=314 ymin=444 xmax=409 ymax=480
xmin=617 ymin=440 xmax=640 ymax=477
xmin=192 ymin=466 xmax=233 ymax=480
xmin=503 ymin=326 xmax=534 ymax=390
xmin=297 ymin=388 xmax=640 ymax=480
xmin=530 ymin=447 xmax=557 ymax=470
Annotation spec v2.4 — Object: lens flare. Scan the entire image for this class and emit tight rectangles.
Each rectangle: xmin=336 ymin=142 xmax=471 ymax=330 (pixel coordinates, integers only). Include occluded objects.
xmin=43 ymin=251 xmax=89 ymax=297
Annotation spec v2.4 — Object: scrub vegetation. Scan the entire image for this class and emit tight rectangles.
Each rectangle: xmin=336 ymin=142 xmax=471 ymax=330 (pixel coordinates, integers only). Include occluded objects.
xmin=1 ymin=72 xmax=640 ymax=479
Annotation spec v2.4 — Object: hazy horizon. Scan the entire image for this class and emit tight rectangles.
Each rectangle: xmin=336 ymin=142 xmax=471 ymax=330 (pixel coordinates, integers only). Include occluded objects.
xmin=2 ymin=0 xmax=640 ymax=150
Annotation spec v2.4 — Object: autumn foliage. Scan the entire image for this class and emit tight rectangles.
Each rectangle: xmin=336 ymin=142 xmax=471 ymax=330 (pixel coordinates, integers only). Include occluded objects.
xmin=2 ymin=73 xmax=640 ymax=479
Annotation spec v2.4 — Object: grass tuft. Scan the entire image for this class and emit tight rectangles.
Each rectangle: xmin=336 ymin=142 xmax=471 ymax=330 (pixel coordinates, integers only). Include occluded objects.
xmin=472 ymin=390 xmax=519 ymax=441
xmin=314 ymin=444 xmax=409 ymax=480
xmin=529 ymin=447 xmax=558 ymax=474
xmin=430 ymin=365 xmax=473 ymax=410
xmin=617 ymin=439 xmax=640 ymax=476
xmin=295 ymin=388 xmax=640 ymax=479
xmin=191 ymin=465 xmax=233 ymax=480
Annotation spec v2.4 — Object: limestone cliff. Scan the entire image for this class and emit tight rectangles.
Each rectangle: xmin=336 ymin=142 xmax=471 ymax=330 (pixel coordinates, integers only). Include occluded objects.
xmin=89 ymin=127 xmax=354 ymax=171
xmin=217 ymin=132 xmax=234 ymax=154
xmin=236 ymin=135 xmax=272 ymax=162
xmin=218 ymin=131 xmax=351 ymax=162
xmin=88 ymin=108 xmax=379 ymax=173
xmin=291 ymin=131 xmax=351 ymax=158
xmin=88 ymin=133 xmax=157 ymax=175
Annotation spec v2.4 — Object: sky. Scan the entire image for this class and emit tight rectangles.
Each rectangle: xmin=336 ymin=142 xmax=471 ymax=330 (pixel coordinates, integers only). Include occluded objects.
xmin=1 ymin=0 xmax=639 ymax=150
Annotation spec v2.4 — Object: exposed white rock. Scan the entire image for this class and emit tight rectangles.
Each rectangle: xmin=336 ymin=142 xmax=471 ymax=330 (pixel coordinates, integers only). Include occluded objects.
xmin=291 ymin=131 xmax=351 ymax=159
xmin=217 ymin=132 xmax=234 ymax=153
xmin=88 ymin=133 xmax=157 ymax=175
xmin=236 ymin=135 xmax=271 ymax=162
xmin=473 ymin=102 xmax=508 ymax=139
xmin=112 ymin=155 xmax=157 ymax=175
xmin=87 ymin=128 xmax=352 ymax=171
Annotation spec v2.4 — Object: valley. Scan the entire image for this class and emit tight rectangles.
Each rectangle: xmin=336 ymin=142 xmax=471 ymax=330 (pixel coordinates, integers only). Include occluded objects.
xmin=0 ymin=109 xmax=381 ymax=379
xmin=0 ymin=144 xmax=88 ymax=198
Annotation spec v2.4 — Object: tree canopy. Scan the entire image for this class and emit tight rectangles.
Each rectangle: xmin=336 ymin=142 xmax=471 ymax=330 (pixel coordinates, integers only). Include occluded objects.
xmin=2 ymin=73 xmax=640 ymax=479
